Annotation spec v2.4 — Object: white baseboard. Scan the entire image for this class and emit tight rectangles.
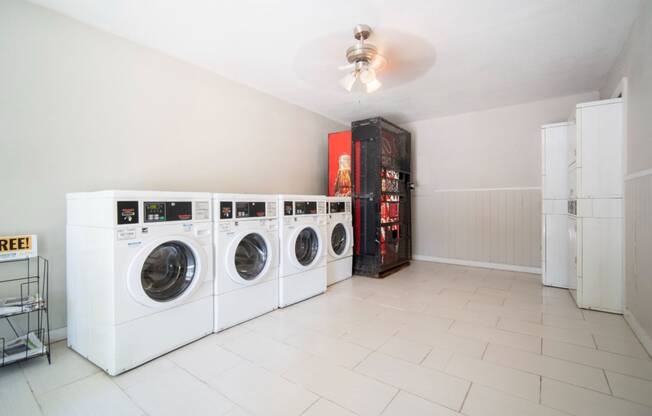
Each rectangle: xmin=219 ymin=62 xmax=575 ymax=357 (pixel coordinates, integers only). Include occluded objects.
xmin=624 ymin=308 xmax=652 ymax=358
xmin=412 ymin=255 xmax=541 ymax=275
xmin=49 ymin=326 xmax=67 ymax=343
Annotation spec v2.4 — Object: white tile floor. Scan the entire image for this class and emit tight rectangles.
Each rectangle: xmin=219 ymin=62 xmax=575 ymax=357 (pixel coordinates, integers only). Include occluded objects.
xmin=3 ymin=261 xmax=652 ymax=416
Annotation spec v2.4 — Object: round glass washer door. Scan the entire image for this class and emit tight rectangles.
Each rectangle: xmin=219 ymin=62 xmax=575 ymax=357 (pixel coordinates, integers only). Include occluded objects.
xmin=294 ymin=227 xmax=320 ymax=266
xmin=141 ymin=241 xmax=196 ymax=302
xmin=234 ymin=233 xmax=268 ymax=281
xmin=330 ymin=223 xmax=348 ymax=256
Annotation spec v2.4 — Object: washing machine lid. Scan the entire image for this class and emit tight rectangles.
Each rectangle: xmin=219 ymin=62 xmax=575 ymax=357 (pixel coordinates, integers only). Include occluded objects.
xmin=294 ymin=226 xmax=320 ymax=266
xmin=140 ymin=241 xmax=196 ymax=301
xmin=233 ymin=233 xmax=268 ymax=280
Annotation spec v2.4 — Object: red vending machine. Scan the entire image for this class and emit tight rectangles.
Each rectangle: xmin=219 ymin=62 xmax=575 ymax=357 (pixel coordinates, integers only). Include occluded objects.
xmin=328 ymin=131 xmax=352 ymax=197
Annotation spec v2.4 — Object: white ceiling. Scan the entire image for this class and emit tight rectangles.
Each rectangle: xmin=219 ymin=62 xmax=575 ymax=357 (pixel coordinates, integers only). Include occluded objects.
xmin=30 ymin=0 xmax=640 ymax=124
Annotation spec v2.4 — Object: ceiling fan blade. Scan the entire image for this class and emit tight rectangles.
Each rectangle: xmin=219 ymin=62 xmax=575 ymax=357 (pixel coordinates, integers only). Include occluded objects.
xmin=340 ymin=73 xmax=357 ymax=92
xmin=338 ymin=63 xmax=356 ymax=71
xmin=370 ymin=55 xmax=387 ymax=70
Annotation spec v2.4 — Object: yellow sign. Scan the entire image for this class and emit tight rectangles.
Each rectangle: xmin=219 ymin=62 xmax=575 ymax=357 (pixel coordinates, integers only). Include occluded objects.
xmin=0 ymin=235 xmax=37 ymax=262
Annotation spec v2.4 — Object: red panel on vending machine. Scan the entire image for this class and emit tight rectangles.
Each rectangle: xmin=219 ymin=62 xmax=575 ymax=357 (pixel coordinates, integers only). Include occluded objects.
xmin=327 ymin=131 xmax=352 ymax=196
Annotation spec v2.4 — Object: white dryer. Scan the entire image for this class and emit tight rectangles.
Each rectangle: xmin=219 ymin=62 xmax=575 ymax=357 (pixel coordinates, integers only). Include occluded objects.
xmin=278 ymin=195 xmax=327 ymax=307
xmin=326 ymin=196 xmax=353 ymax=285
xmin=213 ymin=194 xmax=278 ymax=332
xmin=66 ymin=191 xmax=213 ymax=375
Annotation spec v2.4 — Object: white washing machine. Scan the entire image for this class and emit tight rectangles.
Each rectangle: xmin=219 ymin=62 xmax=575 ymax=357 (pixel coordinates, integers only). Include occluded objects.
xmin=278 ymin=195 xmax=327 ymax=307
xmin=66 ymin=191 xmax=213 ymax=375
xmin=326 ymin=196 xmax=353 ymax=285
xmin=213 ymin=194 xmax=278 ymax=332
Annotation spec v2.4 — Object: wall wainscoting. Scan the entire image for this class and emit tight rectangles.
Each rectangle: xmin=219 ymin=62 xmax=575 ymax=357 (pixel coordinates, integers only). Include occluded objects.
xmin=50 ymin=326 xmax=68 ymax=343
xmin=412 ymin=187 xmax=542 ymax=271
xmin=624 ymin=170 xmax=652 ymax=355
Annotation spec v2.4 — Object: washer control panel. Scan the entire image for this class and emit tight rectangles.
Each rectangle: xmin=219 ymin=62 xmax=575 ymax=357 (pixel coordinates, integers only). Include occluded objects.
xmin=236 ymin=201 xmax=266 ymax=218
xmin=144 ymin=201 xmax=192 ymax=222
xmin=329 ymin=202 xmax=348 ymax=213
xmin=295 ymin=201 xmax=317 ymax=215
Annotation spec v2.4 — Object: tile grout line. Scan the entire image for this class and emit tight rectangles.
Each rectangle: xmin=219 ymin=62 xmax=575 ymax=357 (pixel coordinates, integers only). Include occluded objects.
xmin=108 ymin=373 xmax=153 ymax=416
xmin=603 ymin=369 xmax=614 ymax=396
xmin=17 ymin=362 xmax=46 ymax=416
xmin=480 ymin=343 xmax=489 ymax=360
xmin=378 ymin=388 xmax=401 ymax=415
xmin=590 ymin=333 xmax=600 ymax=350
xmin=459 ymin=382 xmax=474 ymax=412
xmin=164 ymin=350 xmax=270 ymax=415
xmin=539 ymin=375 xmax=542 ymax=404
xmin=298 ymin=395 xmax=322 ymax=416
xmin=354 ymin=357 xmax=467 ymax=413
xmin=418 ymin=346 xmax=434 ymax=365
xmin=27 ymin=368 xmax=101 ymax=399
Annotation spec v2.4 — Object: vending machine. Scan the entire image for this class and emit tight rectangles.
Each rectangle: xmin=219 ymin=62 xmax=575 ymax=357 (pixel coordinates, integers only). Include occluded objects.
xmin=328 ymin=131 xmax=353 ymax=197
xmin=328 ymin=118 xmax=412 ymax=277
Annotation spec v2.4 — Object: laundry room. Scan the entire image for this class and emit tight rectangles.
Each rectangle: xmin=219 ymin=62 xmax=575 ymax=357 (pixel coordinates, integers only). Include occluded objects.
xmin=1 ymin=1 xmax=652 ymax=415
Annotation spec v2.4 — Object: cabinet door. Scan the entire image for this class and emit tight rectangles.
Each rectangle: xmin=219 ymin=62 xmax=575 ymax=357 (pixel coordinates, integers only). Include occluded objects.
xmin=581 ymin=217 xmax=623 ymax=313
xmin=567 ymin=167 xmax=577 ymax=199
xmin=578 ymin=103 xmax=623 ymax=198
xmin=543 ymin=126 xmax=569 ymax=199
xmin=567 ymin=216 xmax=577 ymax=291
xmin=543 ymin=214 xmax=569 ymax=288
xmin=568 ymin=118 xmax=577 ymax=167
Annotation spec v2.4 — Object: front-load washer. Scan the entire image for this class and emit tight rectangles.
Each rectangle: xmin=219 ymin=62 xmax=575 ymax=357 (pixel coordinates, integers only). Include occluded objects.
xmin=66 ymin=191 xmax=213 ymax=375
xmin=326 ymin=196 xmax=353 ymax=285
xmin=213 ymin=194 xmax=278 ymax=332
xmin=278 ymin=195 xmax=327 ymax=307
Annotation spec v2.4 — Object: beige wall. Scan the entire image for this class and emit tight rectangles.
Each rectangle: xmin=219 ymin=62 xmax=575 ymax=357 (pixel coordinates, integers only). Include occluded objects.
xmin=601 ymin=2 xmax=652 ymax=353
xmin=0 ymin=0 xmax=343 ymax=332
xmin=405 ymin=92 xmax=598 ymax=270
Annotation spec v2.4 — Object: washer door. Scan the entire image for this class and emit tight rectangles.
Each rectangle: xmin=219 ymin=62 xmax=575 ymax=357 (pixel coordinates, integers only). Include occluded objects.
xmin=141 ymin=241 xmax=195 ymax=301
xmin=128 ymin=236 xmax=205 ymax=308
xmin=328 ymin=222 xmax=352 ymax=258
xmin=290 ymin=225 xmax=322 ymax=269
xmin=226 ymin=231 xmax=272 ymax=284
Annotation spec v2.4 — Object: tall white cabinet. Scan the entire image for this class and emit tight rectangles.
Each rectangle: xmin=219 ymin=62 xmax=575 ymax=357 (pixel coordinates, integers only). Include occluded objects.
xmin=541 ymin=122 xmax=572 ymax=288
xmin=568 ymin=98 xmax=624 ymax=313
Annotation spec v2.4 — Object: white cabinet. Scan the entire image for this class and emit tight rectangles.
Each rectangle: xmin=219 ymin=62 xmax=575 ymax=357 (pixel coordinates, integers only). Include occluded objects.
xmin=567 ymin=215 xmax=578 ymax=301
xmin=544 ymin=214 xmax=569 ymax=288
xmin=567 ymin=98 xmax=624 ymax=313
xmin=567 ymin=122 xmax=577 ymax=167
xmin=576 ymin=99 xmax=624 ymax=198
xmin=581 ymin=217 xmax=623 ymax=313
xmin=543 ymin=124 xmax=570 ymax=199
xmin=541 ymin=122 xmax=571 ymax=288
xmin=568 ymin=167 xmax=577 ymax=199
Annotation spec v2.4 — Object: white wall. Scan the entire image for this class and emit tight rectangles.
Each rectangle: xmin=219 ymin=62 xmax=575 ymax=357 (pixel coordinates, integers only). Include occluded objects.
xmin=0 ymin=0 xmax=344 ymax=332
xmin=600 ymin=2 xmax=652 ymax=354
xmin=405 ymin=92 xmax=598 ymax=271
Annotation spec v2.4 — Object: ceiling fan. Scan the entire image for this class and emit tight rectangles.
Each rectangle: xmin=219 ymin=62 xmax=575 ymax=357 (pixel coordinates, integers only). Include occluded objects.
xmin=339 ymin=24 xmax=387 ymax=93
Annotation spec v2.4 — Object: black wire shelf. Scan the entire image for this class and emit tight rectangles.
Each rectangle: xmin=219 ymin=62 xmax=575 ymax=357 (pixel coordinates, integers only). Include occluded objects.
xmin=0 ymin=256 xmax=51 ymax=368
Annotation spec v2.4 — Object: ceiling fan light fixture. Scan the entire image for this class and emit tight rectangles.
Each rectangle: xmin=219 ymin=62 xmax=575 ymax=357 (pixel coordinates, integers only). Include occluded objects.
xmin=338 ymin=24 xmax=386 ymax=94
xmin=359 ymin=66 xmax=376 ymax=84
xmin=340 ymin=72 xmax=357 ymax=92
xmin=365 ymin=78 xmax=382 ymax=93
